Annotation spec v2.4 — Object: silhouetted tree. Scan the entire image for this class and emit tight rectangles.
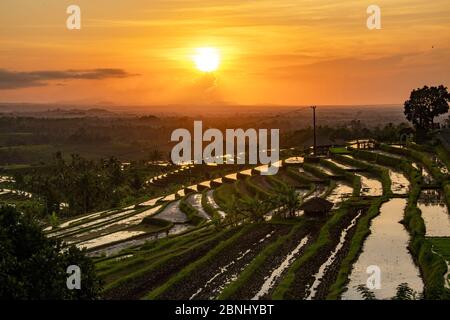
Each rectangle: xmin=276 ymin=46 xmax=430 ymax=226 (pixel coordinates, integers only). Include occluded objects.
xmin=355 ymin=285 xmax=377 ymax=300
xmin=404 ymin=85 xmax=450 ymax=132
xmin=0 ymin=206 xmax=102 ymax=299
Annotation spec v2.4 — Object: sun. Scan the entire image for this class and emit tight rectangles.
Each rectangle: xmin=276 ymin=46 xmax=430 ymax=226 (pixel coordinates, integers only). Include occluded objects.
xmin=193 ymin=47 xmax=220 ymax=72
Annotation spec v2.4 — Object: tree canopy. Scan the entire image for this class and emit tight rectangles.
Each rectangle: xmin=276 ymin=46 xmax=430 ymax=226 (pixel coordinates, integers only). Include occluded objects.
xmin=404 ymin=85 xmax=450 ymax=132
xmin=0 ymin=205 xmax=102 ymax=299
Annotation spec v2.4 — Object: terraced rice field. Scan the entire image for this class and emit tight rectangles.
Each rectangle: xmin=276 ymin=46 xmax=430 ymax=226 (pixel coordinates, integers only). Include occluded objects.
xmin=44 ymin=144 xmax=450 ymax=300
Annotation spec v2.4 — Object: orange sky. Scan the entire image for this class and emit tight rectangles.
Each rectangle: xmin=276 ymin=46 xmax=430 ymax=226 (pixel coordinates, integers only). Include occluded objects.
xmin=0 ymin=0 xmax=449 ymax=106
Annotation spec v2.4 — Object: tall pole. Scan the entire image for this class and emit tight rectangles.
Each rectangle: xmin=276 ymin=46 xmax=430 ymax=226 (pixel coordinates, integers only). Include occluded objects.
xmin=311 ymin=106 xmax=317 ymax=156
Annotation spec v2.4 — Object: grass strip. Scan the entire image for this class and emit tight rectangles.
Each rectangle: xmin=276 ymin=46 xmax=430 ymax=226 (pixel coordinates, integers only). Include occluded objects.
xmin=144 ymin=224 xmax=253 ymax=299
xmin=217 ymin=223 xmax=301 ymax=300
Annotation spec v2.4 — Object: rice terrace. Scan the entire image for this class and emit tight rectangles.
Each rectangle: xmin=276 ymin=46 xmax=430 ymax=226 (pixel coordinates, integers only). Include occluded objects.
xmin=3 ymin=101 xmax=450 ymax=301
xmin=63 ymin=138 xmax=450 ymax=300
xmin=1 ymin=1 xmax=450 ymax=310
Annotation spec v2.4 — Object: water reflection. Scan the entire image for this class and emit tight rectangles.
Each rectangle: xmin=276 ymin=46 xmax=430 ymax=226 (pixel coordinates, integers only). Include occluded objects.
xmin=87 ymin=224 xmax=192 ymax=257
xmin=343 ymin=199 xmax=423 ymax=300
xmin=153 ymin=201 xmax=188 ymax=223
xmin=418 ymin=190 xmax=450 ymax=237
xmin=356 ymin=173 xmax=383 ymax=196
xmin=326 ymin=184 xmax=353 ymax=208
xmin=187 ymin=193 xmax=211 ymax=221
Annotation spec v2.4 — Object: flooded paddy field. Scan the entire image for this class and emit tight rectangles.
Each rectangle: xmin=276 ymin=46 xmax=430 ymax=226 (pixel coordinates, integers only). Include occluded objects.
xmin=152 ymin=201 xmax=188 ymax=223
xmin=102 ymin=228 xmax=241 ymax=299
xmin=388 ymin=170 xmax=410 ymax=195
xmin=31 ymin=146 xmax=448 ymax=300
xmin=156 ymin=224 xmax=291 ymax=300
xmin=326 ymin=183 xmax=353 ymax=208
xmin=206 ymin=190 xmax=226 ymax=218
xmin=229 ymin=223 xmax=319 ymax=300
xmin=343 ymin=199 xmax=423 ymax=299
xmin=186 ymin=193 xmax=211 ymax=220
xmin=283 ymin=206 xmax=365 ymax=299
xmin=356 ymin=173 xmax=383 ymax=196
xmin=345 ymin=152 xmax=410 ymax=195
xmin=68 ymin=204 xmax=187 ymax=248
xmin=48 ymin=208 xmax=137 ymax=238
xmin=88 ymin=224 xmax=193 ymax=257
xmin=418 ymin=190 xmax=450 ymax=237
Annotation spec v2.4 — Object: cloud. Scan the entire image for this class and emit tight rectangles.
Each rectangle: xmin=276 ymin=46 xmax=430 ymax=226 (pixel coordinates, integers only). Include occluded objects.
xmin=0 ymin=68 xmax=137 ymax=90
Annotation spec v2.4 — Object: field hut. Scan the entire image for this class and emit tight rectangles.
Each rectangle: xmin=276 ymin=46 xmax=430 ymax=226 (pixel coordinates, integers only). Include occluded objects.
xmin=300 ymin=197 xmax=333 ymax=217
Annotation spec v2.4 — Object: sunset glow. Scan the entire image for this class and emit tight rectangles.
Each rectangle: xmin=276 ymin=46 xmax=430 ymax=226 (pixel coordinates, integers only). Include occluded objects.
xmin=0 ymin=0 xmax=449 ymax=106
xmin=193 ymin=48 xmax=220 ymax=73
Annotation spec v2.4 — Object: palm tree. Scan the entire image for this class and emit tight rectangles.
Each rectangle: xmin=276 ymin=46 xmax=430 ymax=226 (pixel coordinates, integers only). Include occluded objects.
xmin=275 ymin=184 xmax=301 ymax=218
xmin=233 ymin=197 xmax=270 ymax=223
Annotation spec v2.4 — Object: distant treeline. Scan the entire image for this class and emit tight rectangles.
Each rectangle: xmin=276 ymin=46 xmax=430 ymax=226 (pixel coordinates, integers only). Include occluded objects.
xmin=0 ymin=116 xmax=411 ymax=166
xmin=284 ymin=121 xmax=411 ymax=148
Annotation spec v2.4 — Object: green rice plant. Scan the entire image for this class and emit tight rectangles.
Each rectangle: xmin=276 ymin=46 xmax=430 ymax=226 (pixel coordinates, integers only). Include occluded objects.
xmin=272 ymin=204 xmax=350 ymax=299
xmin=303 ymin=163 xmax=330 ymax=181
xmin=285 ymin=167 xmax=315 ymax=184
xmin=245 ymin=176 xmax=274 ymax=198
xmin=218 ymin=223 xmax=301 ymax=300
xmin=179 ymin=196 xmax=205 ymax=226
xmin=145 ymin=224 xmax=252 ymax=299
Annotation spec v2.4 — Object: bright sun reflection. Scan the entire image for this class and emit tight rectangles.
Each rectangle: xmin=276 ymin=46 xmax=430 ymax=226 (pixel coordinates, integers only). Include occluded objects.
xmin=193 ymin=47 xmax=220 ymax=72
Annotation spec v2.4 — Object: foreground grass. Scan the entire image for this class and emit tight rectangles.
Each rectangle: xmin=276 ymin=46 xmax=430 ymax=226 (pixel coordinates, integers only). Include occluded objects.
xmin=100 ymin=226 xmax=235 ymax=294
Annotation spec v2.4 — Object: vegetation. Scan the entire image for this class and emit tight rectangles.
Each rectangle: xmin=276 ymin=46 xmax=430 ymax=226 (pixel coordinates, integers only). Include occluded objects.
xmin=327 ymin=197 xmax=386 ymax=299
xmin=218 ymin=222 xmax=302 ymax=299
xmin=2 ymin=102 xmax=450 ymax=300
xmin=271 ymin=204 xmax=351 ymax=299
xmin=0 ymin=205 xmax=102 ymax=299
xmin=356 ymin=283 xmax=422 ymax=300
xmin=404 ymin=85 xmax=450 ymax=133
xmin=145 ymin=225 xmax=251 ymax=299
xmin=179 ymin=197 xmax=205 ymax=226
